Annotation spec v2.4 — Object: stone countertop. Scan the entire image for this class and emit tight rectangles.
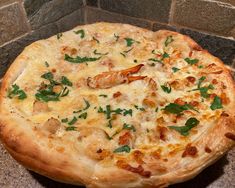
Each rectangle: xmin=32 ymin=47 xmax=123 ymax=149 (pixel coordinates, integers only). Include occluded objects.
xmin=0 ymin=143 xmax=234 ymax=188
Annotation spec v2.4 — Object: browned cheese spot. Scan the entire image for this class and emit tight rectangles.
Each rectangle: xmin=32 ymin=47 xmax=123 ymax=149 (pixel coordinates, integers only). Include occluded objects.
xmin=225 ymin=132 xmax=235 ymax=141
xmin=116 ymin=160 xmax=151 ymax=178
xmin=182 ymin=144 xmax=198 ymax=158
xmin=204 ymin=146 xmax=212 ymax=153
xmin=132 ymin=150 xmax=144 ymax=164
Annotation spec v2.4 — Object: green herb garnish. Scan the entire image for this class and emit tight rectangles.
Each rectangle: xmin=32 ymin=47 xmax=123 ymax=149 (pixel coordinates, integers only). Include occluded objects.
xmin=83 ymin=99 xmax=90 ymax=111
xmin=45 ymin=61 xmax=49 ymax=67
xmin=99 ymin=94 xmax=108 ymax=98
xmin=92 ymin=36 xmax=100 ymax=43
xmin=41 ymin=72 xmax=53 ymax=80
xmin=169 ymin=117 xmax=199 ymax=136
xmin=57 ymin=33 xmax=63 ymax=39
xmin=124 ymin=38 xmax=139 ymax=47
xmin=148 ymin=58 xmax=162 ymax=64
xmin=162 ymin=52 xmax=170 ymax=59
xmin=60 ymin=87 xmax=69 ymax=97
xmin=107 ymin=119 xmax=112 ymax=128
xmin=163 ymin=103 xmax=198 ymax=115
xmin=66 ymin=126 xmax=77 ymax=131
xmin=93 ymin=49 xmax=108 ymax=56
xmin=191 ymin=76 xmax=214 ymax=98
xmin=114 ymin=145 xmax=131 ymax=153
xmin=68 ymin=116 xmax=77 ymax=125
xmin=172 ymin=67 xmax=180 ymax=72
xmin=61 ymin=118 xmax=68 ymax=123
xmin=161 ymin=83 xmax=171 ymax=93
xmin=210 ymin=96 xmax=223 ymax=110
xmin=184 ymin=58 xmax=199 ymax=65
xmin=7 ymin=84 xmax=27 ymax=100
xmin=78 ymin=112 xmax=87 ymax=119
xmin=61 ymin=76 xmax=72 ymax=86
xmin=123 ymin=123 xmax=136 ymax=132
xmin=98 ymin=105 xmax=132 ymax=119
xmin=74 ymin=29 xmax=85 ymax=38
xmin=134 ymin=105 xmax=145 ymax=111
xmin=114 ymin=33 xmax=119 ymax=41
xmin=64 ymin=54 xmax=101 ymax=64
xmin=165 ymin=36 xmax=174 ymax=47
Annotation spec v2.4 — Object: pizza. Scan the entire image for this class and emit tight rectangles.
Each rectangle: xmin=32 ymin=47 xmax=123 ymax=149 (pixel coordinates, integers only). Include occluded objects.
xmin=0 ymin=22 xmax=235 ymax=188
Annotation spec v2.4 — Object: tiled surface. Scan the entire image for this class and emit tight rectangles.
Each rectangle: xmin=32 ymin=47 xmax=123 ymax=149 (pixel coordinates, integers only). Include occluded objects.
xmin=172 ymin=0 xmax=235 ymax=37
xmin=26 ymin=0 xmax=84 ymax=29
xmin=0 ymin=142 xmax=234 ymax=188
xmin=0 ymin=2 xmax=29 ymax=46
xmin=86 ymin=7 xmax=152 ymax=29
xmin=180 ymin=29 xmax=235 ymax=65
xmin=100 ymin=0 xmax=172 ymax=23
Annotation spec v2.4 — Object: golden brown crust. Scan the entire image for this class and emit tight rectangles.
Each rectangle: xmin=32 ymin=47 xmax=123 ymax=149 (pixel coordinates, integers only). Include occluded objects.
xmin=0 ymin=22 xmax=235 ymax=187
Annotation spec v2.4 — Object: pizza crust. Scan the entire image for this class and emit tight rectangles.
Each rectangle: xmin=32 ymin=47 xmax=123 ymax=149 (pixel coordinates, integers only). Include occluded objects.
xmin=0 ymin=22 xmax=235 ymax=187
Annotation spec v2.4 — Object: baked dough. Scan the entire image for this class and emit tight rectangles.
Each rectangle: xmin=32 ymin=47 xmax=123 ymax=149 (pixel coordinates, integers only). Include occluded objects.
xmin=0 ymin=22 xmax=235 ymax=187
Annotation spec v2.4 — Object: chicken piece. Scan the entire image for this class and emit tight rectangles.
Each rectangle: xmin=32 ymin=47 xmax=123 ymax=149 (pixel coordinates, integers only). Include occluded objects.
xmin=87 ymin=64 xmax=146 ymax=89
xmin=33 ymin=100 xmax=49 ymax=114
xmin=42 ymin=117 xmax=61 ymax=134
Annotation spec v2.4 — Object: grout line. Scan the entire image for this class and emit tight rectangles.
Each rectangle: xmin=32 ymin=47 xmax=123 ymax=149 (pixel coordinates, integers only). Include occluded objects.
xmin=168 ymin=0 xmax=176 ymax=24
xmin=84 ymin=6 xmax=87 ymax=24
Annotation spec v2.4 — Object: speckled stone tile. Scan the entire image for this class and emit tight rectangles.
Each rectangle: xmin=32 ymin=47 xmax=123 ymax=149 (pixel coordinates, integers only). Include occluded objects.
xmin=0 ymin=142 xmax=234 ymax=187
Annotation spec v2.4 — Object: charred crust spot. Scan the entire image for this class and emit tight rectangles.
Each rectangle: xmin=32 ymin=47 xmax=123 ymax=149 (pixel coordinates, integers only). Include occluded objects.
xmin=133 ymin=150 xmax=144 ymax=164
xmin=221 ymin=111 xmax=229 ymax=117
xmin=113 ymin=91 xmax=122 ymax=98
xmin=51 ymin=68 xmax=56 ymax=73
xmin=212 ymin=79 xmax=218 ymax=85
xmin=182 ymin=144 xmax=198 ymax=158
xmin=96 ymin=149 xmax=102 ymax=153
xmin=205 ymin=146 xmax=212 ymax=153
xmin=186 ymin=76 xmax=196 ymax=83
xmin=174 ymin=98 xmax=186 ymax=106
xmin=192 ymin=45 xmax=203 ymax=51
xmin=119 ymin=132 xmax=131 ymax=145
xmin=225 ymin=132 xmax=235 ymax=141
xmin=189 ymin=101 xmax=199 ymax=107
xmin=116 ymin=160 xmax=151 ymax=178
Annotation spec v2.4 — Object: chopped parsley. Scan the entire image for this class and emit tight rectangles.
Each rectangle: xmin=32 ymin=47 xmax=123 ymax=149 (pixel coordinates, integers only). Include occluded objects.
xmin=68 ymin=116 xmax=77 ymax=125
xmin=210 ymin=96 xmax=223 ymax=110
xmin=161 ymin=83 xmax=171 ymax=93
xmin=44 ymin=61 xmax=49 ymax=67
xmin=163 ymin=103 xmax=198 ymax=115
xmin=83 ymin=98 xmax=90 ymax=111
xmin=98 ymin=105 xmax=132 ymax=119
xmin=74 ymin=29 xmax=85 ymax=38
xmin=172 ymin=67 xmax=180 ymax=72
xmin=78 ymin=112 xmax=87 ymax=119
xmin=99 ymin=94 xmax=108 ymax=98
xmin=123 ymin=123 xmax=136 ymax=132
xmin=7 ymin=84 xmax=27 ymax=100
xmin=92 ymin=36 xmax=100 ymax=43
xmin=184 ymin=58 xmax=199 ymax=65
xmin=169 ymin=117 xmax=199 ymax=136
xmin=114 ymin=33 xmax=119 ymax=41
xmin=148 ymin=58 xmax=162 ymax=64
xmin=57 ymin=33 xmax=63 ymax=39
xmin=124 ymin=38 xmax=139 ymax=47
xmin=35 ymin=72 xmax=70 ymax=102
xmin=162 ymin=52 xmax=170 ymax=60
xmin=107 ymin=119 xmax=112 ymax=128
xmin=134 ymin=105 xmax=145 ymax=111
xmin=165 ymin=36 xmax=174 ymax=47
xmin=61 ymin=76 xmax=72 ymax=86
xmin=61 ymin=118 xmax=68 ymax=123
xmin=191 ymin=76 xmax=214 ymax=98
xmin=65 ymin=126 xmax=77 ymax=131
xmin=64 ymin=54 xmax=101 ymax=64
xmin=114 ymin=145 xmax=131 ymax=153
xmin=93 ymin=49 xmax=109 ymax=56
